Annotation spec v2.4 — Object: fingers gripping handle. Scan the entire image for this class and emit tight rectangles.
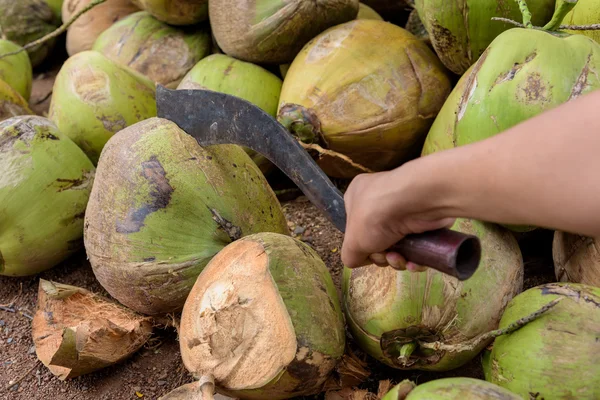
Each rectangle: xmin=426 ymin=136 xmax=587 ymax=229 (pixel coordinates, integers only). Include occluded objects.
xmin=388 ymin=229 xmax=482 ymax=280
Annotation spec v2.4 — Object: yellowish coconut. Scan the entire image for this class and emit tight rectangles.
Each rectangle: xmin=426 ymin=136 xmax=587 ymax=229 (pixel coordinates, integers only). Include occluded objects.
xmin=0 ymin=79 xmax=32 ymax=122
xmin=553 ymin=231 xmax=600 ymax=287
xmin=62 ymin=0 xmax=140 ymax=55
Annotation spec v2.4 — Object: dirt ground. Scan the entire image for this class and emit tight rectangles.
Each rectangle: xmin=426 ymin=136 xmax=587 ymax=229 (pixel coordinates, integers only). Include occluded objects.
xmin=1 ymin=42 xmax=557 ymax=400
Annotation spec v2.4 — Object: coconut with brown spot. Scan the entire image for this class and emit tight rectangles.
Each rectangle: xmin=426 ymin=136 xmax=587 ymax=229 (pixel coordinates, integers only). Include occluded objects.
xmin=0 ymin=0 xmax=61 ymax=67
xmin=553 ymin=232 xmax=600 ymax=287
xmin=0 ymin=79 xmax=33 ymax=123
xmin=48 ymin=50 xmax=157 ymax=164
xmin=209 ymin=0 xmax=360 ymax=64
xmin=179 ymin=232 xmax=345 ymax=399
xmin=421 ymin=6 xmax=600 ymax=232
xmin=414 ymin=0 xmax=555 ymax=75
xmin=278 ymin=19 xmax=452 ymax=179
xmin=32 ymin=280 xmax=153 ymax=379
xmin=0 ymin=116 xmax=94 ymax=276
xmin=485 ymin=283 xmax=600 ymax=399
xmin=83 ymin=118 xmax=289 ymax=315
xmin=131 ymin=0 xmax=208 ymax=25
xmin=342 ymin=219 xmax=523 ymax=371
xmin=92 ymin=11 xmax=211 ymax=88
xmin=61 ymin=0 xmax=141 ymax=56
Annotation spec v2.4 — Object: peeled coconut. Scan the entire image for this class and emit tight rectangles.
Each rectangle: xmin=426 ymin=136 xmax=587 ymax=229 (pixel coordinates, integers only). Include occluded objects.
xmin=553 ymin=232 xmax=600 ymax=287
xmin=0 ymin=40 xmax=33 ymax=101
xmin=178 ymin=54 xmax=283 ymax=174
xmin=0 ymin=0 xmax=61 ymax=67
xmin=414 ymin=0 xmax=555 ymax=75
xmin=32 ymin=280 xmax=153 ymax=380
xmin=486 ymin=283 xmax=600 ymax=399
xmin=358 ymin=3 xmax=384 ymax=20
xmin=343 ymin=219 xmax=523 ymax=371
xmin=179 ymin=232 xmax=346 ymax=399
xmin=562 ymin=0 xmax=600 ymax=44
xmin=83 ymin=118 xmax=289 ymax=315
xmin=93 ymin=11 xmax=211 ymax=87
xmin=62 ymin=0 xmax=140 ymax=56
xmin=278 ymin=19 xmax=452 ymax=179
xmin=382 ymin=378 xmax=520 ymax=400
xmin=209 ymin=0 xmax=360 ymax=64
xmin=0 ymin=79 xmax=33 ymax=122
xmin=131 ymin=0 xmax=208 ymax=25
xmin=0 ymin=116 xmax=94 ymax=276
xmin=48 ymin=50 xmax=157 ymax=164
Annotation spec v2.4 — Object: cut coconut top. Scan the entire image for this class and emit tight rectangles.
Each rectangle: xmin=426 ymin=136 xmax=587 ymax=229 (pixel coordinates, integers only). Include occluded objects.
xmin=180 ymin=239 xmax=297 ymax=390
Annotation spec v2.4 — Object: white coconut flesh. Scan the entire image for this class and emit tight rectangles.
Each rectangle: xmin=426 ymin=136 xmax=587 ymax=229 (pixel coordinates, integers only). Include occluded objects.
xmin=180 ymin=239 xmax=297 ymax=390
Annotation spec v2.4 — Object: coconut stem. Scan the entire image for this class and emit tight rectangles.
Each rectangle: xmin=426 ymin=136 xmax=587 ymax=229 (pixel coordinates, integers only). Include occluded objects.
xmin=0 ymin=0 xmax=108 ymax=60
xmin=543 ymin=0 xmax=578 ymax=31
xmin=277 ymin=104 xmax=323 ymax=145
xmin=398 ymin=342 xmax=417 ymax=362
xmin=515 ymin=0 xmax=533 ymax=28
xmin=419 ymin=298 xmax=561 ymax=353
xmin=199 ymin=375 xmax=215 ymax=400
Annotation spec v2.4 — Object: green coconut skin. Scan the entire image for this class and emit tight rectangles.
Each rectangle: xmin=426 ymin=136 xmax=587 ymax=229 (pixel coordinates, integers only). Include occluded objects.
xmin=92 ymin=11 xmax=211 ymax=88
xmin=0 ymin=79 xmax=33 ymax=122
xmin=421 ymin=27 xmax=600 ymax=232
xmin=342 ymin=219 xmax=524 ymax=372
xmin=0 ymin=0 xmax=61 ymax=67
xmin=209 ymin=0 xmax=360 ymax=64
xmin=131 ymin=0 xmax=208 ymax=25
xmin=0 ymin=116 xmax=95 ymax=276
xmin=562 ymin=0 xmax=600 ymax=44
xmin=487 ymin=283 xmax=600 ymax=399
xmin=83 ymin=117 xmax=289 ymax=315
xmin=414 ymin=0 xmax=555 ymax=75
xmin=394 ymin=378 xmax=521 ymax=400
xmin=209 ymin=233 xmax=346 ymax=400
xmin=44 ymin=0 xmax=64 ymax=17
xmin=0 ymin=40 xmax=33 ymax=101
xmin=48 ymin=50 xmax=157 ymax=165
xmin=178 ymin=54 xmax=283 ymax=174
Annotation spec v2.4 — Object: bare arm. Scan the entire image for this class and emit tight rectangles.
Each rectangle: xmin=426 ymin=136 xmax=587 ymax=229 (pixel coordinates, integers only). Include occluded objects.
xmin=341 ymin=89 xmax=600 ymax=269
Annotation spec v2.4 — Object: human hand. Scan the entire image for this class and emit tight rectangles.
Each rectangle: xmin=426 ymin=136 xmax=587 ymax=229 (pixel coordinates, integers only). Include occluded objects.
xmin=340 ymin=164 xmax=455 ymax=272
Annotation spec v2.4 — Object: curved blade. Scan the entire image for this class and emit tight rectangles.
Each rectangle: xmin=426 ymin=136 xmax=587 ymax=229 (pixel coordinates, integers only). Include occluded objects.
xmin=156 ymin=85 xmax=348 ymax=232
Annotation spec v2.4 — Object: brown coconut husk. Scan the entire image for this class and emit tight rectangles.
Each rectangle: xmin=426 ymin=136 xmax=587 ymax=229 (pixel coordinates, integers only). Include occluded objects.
xmin=32 ymin=279 xmax=153 ymax=380
xmin=553 ymin=232 xmax=600 ymax=287
xmin=159 ymin=377 xmax=238 ymax=400
xmin=62 ymin=0 xmax=140 ymax=55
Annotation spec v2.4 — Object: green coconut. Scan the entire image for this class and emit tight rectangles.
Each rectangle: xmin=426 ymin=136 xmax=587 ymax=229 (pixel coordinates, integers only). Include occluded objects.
xmin=0 ymin=0 xmax=61 ymax=67
xmin=131 ymin=0 xmax=208 ymax=25
xmin=209 ymin=0 xmax=360 ymax=64
xmin=0 ymin=79 xmax=33 ymax=122
xmin=0 ymin=40 xmax=33 ymax=101
xmin=83 ymin=117 xmax=289 ymax=315
xmin=486 ymin=283 xmax=600 ymax=399
xmin=48 ymin=50 xmax=157 ymax=164
xmin=62 ymin=0 xmax=141 ymax=56
xmin=562 ymin=0 xmax=600 ymax=43
xmin=0 ymin=116 xmax=95 ymax=276
xmin=278 ymin=19 xmax=452 ymax=179
xmin=342 ymin=219 xmax=523 ymax=371
xmin=93 ymin=11 xmax=211 ymax=87
xmin=178 ymin=54 xmax=283 ymax=174
xmin=358 ymin=3 xmax=384 ymax=20
xmin=553 ymin=232 xmax=600 ymax=287
xmin=414 ymin=0 xmax=555 ymax=75
xmin=382 ymin=378 xmax=521 ymax=400
xmin=44 ymin=0 xmax=64 ymax=17
xmin=179 ymin=232 xmax=345 ymax=400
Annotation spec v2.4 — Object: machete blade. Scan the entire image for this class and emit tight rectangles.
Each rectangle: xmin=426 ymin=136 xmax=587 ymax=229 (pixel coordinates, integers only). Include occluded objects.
xmin=156 ymin=85 xmax=348 ymax=232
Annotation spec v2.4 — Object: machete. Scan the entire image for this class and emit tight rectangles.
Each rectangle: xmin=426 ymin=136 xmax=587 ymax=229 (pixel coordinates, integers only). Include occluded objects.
xmin=155 ymin=85 xmax=482 ymax=281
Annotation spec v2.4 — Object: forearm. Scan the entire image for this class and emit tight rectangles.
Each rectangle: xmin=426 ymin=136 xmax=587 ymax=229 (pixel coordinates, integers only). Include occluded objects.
xmin=410 ymin=89 xmax=600 ymax=236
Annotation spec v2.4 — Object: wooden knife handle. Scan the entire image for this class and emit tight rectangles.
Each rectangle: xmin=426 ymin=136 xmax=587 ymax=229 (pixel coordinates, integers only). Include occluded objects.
xmin=388 ymin=229 xmax=482 ymax=280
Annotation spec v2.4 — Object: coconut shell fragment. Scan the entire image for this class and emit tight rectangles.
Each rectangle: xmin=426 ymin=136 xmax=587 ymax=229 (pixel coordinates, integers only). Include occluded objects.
xmin=553 ymin=232 xmax=600 ymax=287
xmin=93 ymin=11 xmax=211 ymax=87
xmin=32 ymin=280 xmax=153 ymax=380
xmin=209 ymin=0 xmax=360 ymax=64
xmin=62 ymin=0 xmax=141 ymax=56
xmin=179 ymin=232 xmax=345 ymax=399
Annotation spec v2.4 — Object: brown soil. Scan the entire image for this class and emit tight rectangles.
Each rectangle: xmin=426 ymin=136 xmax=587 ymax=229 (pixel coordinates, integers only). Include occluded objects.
xmin=1 ymin=47 xmax=557 ymax=400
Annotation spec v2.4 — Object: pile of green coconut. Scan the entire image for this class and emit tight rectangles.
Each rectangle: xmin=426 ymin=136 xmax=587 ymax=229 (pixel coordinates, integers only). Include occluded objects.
xmin=1 ymin=0 xmax=600 ymax=399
